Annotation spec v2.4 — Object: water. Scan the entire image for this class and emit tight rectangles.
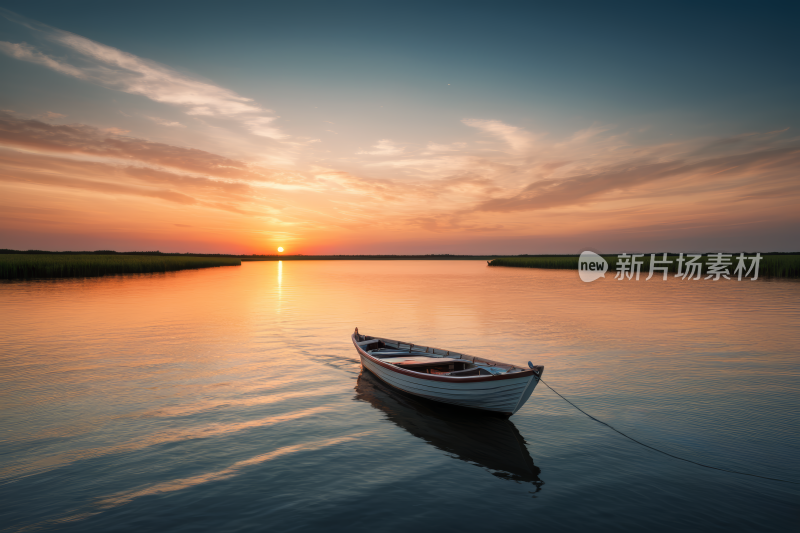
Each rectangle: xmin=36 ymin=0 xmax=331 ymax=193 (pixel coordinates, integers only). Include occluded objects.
xmin=1 ymin=261 xmax=798 ymax=532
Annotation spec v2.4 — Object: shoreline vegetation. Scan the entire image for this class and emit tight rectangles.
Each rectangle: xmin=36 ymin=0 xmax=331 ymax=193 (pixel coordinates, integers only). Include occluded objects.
xmin=0 ymin=254 xmax=241 ymax=279
xmin=488 ymin=254 xmax=800 ymax=279
xmin=1 ymin=250 xmax=798 ymax=279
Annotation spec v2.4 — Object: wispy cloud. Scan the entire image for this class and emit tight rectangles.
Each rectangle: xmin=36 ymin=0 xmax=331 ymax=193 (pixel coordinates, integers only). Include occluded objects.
xmin=340 ymin=116 xmax=800 ymax=243
xmin=101 ymin=127 xmax=130 ymax=135
xmin=0 ymin=11 xmax=288 ymax=140
xmin=40 ymin=111 xmax=66 ymax=120
xmin=0 ymin=113 xmax=409 ymax=223
xmin=0 ymin=41 xmax=84 ymax=77
xmin=357 ymin=139 xmax=404 ymax=156
xmin=148 ymin=117 xmax=185 ymax=128
xmin=462 ymin=118 xmax=534 ymax=152
xmin=474 ymin=145 xmax=800 ymax=212
xmin=0 ymin=112 xmax=250 ymax=178
xmin=425 ymin=141 xmax=466 ymax=153
xmin=0 ymin=152 xmax=199 ymax=206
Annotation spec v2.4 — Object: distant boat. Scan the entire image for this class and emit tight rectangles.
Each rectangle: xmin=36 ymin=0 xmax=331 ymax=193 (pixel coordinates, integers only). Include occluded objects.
xmin=352 ymin=328 xmax=543 ymax=417
xmin=355 ymin=370 xmax=542 ymax=486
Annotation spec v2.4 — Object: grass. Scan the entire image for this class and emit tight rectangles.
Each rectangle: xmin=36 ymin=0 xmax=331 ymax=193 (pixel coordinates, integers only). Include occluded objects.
xmin=0 ymin=254 xmax=241 ymax=279
xmin=488 ymin=254 xmax=800 ymax=279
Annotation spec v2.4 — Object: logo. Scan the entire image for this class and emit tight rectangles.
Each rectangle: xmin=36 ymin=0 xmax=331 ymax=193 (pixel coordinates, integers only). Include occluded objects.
xmin=579 ymin=251 xmax=608 ymax=282
xmin=577 ymin=252 xmax=762 ymax=282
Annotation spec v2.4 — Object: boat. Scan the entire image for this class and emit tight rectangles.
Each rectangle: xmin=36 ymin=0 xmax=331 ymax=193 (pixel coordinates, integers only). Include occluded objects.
xmin=351 ymin=327 xmax=544 ymax=417
xmin=355 ymin=370 xmax=543 ymax=487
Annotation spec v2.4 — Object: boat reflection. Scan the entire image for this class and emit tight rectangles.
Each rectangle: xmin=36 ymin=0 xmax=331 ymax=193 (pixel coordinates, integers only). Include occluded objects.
xmin=355 ymin=371 xmax=543 ymax=490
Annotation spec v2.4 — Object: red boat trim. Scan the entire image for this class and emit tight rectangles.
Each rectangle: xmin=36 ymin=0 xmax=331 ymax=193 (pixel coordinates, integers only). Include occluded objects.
xmin=353 ymin=335 xmax=538 ymax=383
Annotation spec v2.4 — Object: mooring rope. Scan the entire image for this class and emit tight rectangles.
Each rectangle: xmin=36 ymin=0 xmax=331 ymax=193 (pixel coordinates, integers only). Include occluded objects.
xmin=538 ymin=377 xmax=799 ymax=485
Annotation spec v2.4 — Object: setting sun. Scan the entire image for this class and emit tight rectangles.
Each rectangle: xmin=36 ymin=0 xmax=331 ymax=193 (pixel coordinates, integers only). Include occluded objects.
xmin=277 ymin=247 xmax=284 ymax=253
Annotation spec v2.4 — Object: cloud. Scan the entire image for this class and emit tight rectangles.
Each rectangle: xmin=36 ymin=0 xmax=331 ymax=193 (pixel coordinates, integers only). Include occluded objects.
xmin=410 ymin=214 xmax=504 ymax=234
xmin=40 ymin=111 xmax=66 ymax=119
xmin=0 ymin=14 xmax=287 ymax=140
xmin=340 ymin=117 xmax=800 ymax=243
xmin=0 ymin=41 xmax=85 ymax=77
xmin=0 ymin=111 xmax=331 ymax=220
xmin=101 ymin=127 xmax=130 ymax=135
xmin=566 ymin=124 xmax=611 ymax=144
xmin=462 ymin=119 xmax=534 ymax=152
xmin=148 ymin=117 xmax=185 ymax=128
xmin=0 ymin=113 xmax=413 ymax=203
xmin=0 ymin=113 xmax=427 ymax=227
xmin=241 ymin=116 xmax=284 ymax=139
xmin=473 ymin=144 xmax=800 ymax=213
xmin=121 ymin=166 xmax=254 ymax=198
xmin=0 ymin=159 xmax=199 ymax=205
xmin=431 ymin=173 xmax=503 ymax=197
xmin=0 ymin=112 xmax=250 ymax=178
xmin=357 ymin=139 xmax=404 ymax=156
xmin=0 ymin=147 xmax=273 ymax=216
xmin=426 ymin=142 xmax=465 ymax=152
xmin=310 ymin=166 xmax=403 ymax=199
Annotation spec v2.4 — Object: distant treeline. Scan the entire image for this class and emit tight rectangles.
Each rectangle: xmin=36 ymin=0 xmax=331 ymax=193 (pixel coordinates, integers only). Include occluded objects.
xmin=488 ymin=254 xmax=800 ymax=279
xmin=0 ymin=254 xmax=240 ymax=279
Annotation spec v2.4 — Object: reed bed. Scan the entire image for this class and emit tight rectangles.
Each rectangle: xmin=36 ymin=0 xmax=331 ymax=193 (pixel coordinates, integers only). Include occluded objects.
xmin=488 ymin=254 xmax=800 ymax=278
xmin=0 ymin=254 xmax=241 ymax=279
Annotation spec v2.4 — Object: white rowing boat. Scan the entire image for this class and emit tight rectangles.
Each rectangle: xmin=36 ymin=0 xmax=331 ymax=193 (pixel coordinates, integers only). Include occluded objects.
xmin=352 ymin=328 xmax=544 ymax=417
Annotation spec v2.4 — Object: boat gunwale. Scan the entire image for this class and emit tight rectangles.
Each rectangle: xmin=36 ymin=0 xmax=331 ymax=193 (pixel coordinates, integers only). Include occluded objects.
xmin=352 ymin=333 xmax=539 ymax=383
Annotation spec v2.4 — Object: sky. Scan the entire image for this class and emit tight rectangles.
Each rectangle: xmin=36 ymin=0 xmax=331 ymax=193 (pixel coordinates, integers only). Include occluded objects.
xmin=0 ymin=1 xmax=798 ymax=254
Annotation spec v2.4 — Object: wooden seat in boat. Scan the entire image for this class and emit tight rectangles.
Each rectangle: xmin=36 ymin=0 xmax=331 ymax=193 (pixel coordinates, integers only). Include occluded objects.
xmin=446 ymin=368 xmax=492 ymax=376
xmin=356 ymin=339 xmax=380 ymax=346
xmin=382 ymin=357 xmax=461 ymax=366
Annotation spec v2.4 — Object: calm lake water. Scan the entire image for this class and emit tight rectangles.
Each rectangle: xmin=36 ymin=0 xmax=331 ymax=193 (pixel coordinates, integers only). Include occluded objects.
xmin=1 ymin=261 xmax=798 ymax=532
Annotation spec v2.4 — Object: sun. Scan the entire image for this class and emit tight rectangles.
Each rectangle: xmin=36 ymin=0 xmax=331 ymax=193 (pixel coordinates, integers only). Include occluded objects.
xmin=277 ymin=247 xmax=284 ymax=253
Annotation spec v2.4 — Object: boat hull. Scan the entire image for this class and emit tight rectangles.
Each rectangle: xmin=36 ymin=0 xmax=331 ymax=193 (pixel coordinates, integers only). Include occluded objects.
xmin=354 ymin=337 xmax=541 ymax=416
